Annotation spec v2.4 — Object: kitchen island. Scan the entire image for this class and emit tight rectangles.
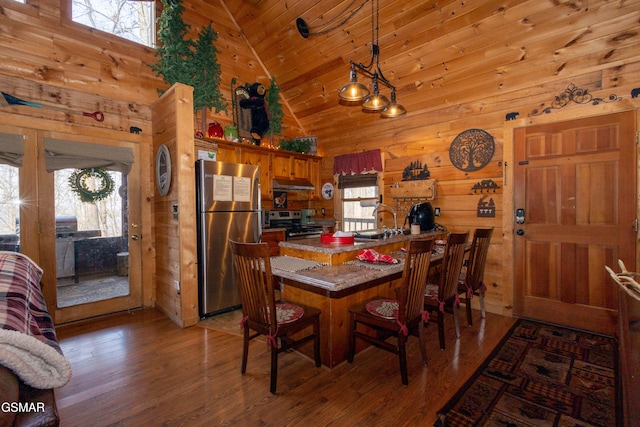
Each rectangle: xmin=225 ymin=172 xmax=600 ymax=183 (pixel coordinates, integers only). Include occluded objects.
xmin=272 ymin=231 xmax=446 ymax=368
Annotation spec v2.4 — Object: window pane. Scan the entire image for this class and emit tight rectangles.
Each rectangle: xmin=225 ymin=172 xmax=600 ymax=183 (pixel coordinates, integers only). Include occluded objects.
xmin=0 ymin=164 xmax=20 ymax=252
xmin=72 ymin=0 xmax=155 ymax=47
xmin=55 ymin=168 xmax=123 ymax=237
xmin=342 ymin=185 xmax=378 ymax=232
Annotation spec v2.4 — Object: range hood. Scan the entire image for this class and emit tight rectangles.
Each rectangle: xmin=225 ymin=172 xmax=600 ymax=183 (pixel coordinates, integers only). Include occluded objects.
xmin=272 ymin=178 xmax=315 ymax=191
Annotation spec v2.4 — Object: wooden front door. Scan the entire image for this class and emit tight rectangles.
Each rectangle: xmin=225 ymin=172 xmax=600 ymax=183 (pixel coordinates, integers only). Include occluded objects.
xmin=513 ymin=111 xmax=637 ymax=334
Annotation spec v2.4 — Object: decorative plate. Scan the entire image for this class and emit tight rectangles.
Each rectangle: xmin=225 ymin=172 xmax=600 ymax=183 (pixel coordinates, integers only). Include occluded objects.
xmin=276 ymin=302 xmax=304 ymax=324
xmin=321 ymin=182 xmax=334 ymax=200
xmin=366 ymin=299 xmax=399 ymax=319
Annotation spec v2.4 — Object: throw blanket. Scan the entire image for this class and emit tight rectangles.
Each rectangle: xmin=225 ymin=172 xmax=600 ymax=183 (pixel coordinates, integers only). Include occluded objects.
xmin=0 ymin=251 xmax=72 ymax=389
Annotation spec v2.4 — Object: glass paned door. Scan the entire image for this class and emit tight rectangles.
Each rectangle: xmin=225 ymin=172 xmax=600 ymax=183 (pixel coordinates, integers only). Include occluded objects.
xmin=54 ymin=168 xmax=130 ymax=308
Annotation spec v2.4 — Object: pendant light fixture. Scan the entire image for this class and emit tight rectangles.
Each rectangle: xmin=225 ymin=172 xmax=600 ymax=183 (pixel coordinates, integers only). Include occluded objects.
xmin=338 ymin=0 xmax=406 ymax=118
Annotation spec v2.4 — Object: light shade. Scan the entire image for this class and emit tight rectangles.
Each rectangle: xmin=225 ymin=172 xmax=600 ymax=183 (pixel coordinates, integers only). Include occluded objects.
xmin=380 ymin=90 xmax=407 ymax=118
xmin=339 ymin=82 xmax=370 ymax=102
xmin=338 ymin=66 xmax=370 ymax=102
xmin=361 ymin=92 xmax=390 ymax=111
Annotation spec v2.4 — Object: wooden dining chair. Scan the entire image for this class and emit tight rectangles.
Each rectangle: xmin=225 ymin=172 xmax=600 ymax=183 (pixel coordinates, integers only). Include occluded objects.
xmin=424 ymin=232 xmax=469 ymax=350
xmin=458 ymin=227 xmax=494 ymax=326
xmin=347 ymin=238 xmax=435 ymax=386
xmin=229 ymin=240 xmax=321 ymax=394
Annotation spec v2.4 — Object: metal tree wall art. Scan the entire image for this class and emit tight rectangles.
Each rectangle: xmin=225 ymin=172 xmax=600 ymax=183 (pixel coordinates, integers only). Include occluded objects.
xmin=449 ymin=129 xmax=495 ymax=172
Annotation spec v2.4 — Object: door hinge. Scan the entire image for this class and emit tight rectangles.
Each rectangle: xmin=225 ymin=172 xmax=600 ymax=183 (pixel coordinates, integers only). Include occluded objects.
xmin=636 ymin=131 xmax=639 ymax=145
xmin=635 ymin=219 xmax=639 ymax=232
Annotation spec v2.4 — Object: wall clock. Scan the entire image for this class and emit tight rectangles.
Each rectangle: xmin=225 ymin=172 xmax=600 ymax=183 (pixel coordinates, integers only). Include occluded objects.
xmin=156 ymin=144 xmax=171 ymax=196
xmin=321 ymin=182 xmax=334 ymax=200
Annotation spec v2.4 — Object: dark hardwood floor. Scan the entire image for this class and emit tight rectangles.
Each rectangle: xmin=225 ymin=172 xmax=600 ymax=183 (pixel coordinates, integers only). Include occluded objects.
xmin=55 ymin=308 xmax=516 ymax=426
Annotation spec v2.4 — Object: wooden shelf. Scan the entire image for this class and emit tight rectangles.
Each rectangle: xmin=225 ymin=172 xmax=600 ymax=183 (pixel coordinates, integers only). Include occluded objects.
xmin=389 ymin=179 xmax=437 ymax=200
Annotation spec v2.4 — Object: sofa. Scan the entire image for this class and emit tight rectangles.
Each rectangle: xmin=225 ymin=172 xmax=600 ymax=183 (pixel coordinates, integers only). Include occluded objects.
xmin=0 ymin=366 xmax=59 ymax=427
xmin=0 ymin=251 xmax=70 ymax=427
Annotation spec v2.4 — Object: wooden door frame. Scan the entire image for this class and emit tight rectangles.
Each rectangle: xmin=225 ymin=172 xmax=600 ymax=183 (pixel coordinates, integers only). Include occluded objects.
xmin=502 ymin=105 xmax=640 ymax=319
xmin=0 ymin=111 xmax=155 ymax=324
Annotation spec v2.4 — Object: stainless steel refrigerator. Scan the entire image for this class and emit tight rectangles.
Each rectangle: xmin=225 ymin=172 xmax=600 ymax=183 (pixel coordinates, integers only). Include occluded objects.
xmin=196 ymin=159 xmax=261 ymax=317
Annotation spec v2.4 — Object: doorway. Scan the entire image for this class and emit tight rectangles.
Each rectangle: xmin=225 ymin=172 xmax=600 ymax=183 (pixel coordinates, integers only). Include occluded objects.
xmin=43 ymin=136 xmax=143 ymax=324
xmin=513 ymin=111 xmax=637 ymax=334
xmin=1 ymin=124 xmax=144 ymax=324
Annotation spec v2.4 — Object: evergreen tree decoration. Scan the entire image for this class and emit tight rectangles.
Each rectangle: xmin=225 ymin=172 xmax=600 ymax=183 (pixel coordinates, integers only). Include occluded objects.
xmin=149 ymin=0 xmax=194 ymax=95
xmin=149 ymin=0 xmax=226 ymax=113
xmin=266 ymin=76 xmax=284 ymax=137
xmin=192 ymin=24 xmax=226 ymax=113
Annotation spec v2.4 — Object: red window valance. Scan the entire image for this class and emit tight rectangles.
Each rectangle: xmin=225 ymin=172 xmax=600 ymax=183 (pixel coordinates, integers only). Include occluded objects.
xmin=333 ymin=149 xmax=383 ymax=175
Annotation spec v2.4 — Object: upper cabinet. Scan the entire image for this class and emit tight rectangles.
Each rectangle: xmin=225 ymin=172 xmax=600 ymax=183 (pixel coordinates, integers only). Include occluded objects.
xmin=202 ymin=139 xmax=321 ymax=201
xmin=240 ymin=148 xmax=272 ymax=199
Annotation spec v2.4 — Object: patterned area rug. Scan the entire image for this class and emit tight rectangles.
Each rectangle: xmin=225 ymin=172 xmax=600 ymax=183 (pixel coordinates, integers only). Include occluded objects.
xmin=435 ymin=319 xmax=618 ymax=427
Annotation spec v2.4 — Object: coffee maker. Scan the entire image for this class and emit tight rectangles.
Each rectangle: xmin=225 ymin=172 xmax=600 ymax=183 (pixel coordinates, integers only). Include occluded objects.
xmin=301 ymin=208 xmax=316 ymax=225
xmin=404 ymin=202 xmax=435 ymax=231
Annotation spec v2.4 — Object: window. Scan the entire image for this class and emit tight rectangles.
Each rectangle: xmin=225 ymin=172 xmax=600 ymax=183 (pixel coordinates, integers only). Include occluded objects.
xmin=340 ymin=174 xmax=379 ymax=232
xmin=71 ymin=0 xmax=155 ymax=47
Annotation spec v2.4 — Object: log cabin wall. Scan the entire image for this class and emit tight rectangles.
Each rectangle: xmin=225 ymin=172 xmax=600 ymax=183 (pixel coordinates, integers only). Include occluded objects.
xmin=0 ymin=0 xmax=638 ymax=325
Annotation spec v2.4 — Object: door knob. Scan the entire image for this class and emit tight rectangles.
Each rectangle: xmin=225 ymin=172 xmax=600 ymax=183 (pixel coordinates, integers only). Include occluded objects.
xmin=516 ymin=229 xmax=525 ymax=236
xmin=131 ymin=234 xmax=140 ymax=240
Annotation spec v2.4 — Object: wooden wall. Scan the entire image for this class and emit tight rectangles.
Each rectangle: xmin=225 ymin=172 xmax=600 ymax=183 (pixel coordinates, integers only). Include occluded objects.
xmin=0 ymin=0 xmax=639 ymax=324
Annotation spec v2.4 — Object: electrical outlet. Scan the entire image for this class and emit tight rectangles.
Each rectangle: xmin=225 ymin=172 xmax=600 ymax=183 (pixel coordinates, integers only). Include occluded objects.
xmin=434 ymin=207 xmax=441 ymax=217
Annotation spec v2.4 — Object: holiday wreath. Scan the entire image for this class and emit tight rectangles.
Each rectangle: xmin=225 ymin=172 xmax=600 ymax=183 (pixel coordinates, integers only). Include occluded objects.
xmin=68 ymin=168 xmax=115 ymax=203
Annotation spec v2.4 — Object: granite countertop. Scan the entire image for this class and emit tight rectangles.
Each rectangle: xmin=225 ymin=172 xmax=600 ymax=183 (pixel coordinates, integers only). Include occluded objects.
xmin=271 ymin=254 xmax=405 ymax=297
xmin=278 ymin=231 xmax=443 ymax=255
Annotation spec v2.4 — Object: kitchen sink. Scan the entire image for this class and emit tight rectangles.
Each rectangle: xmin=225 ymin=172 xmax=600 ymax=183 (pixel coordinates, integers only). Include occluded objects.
xmin=354 ymin=229 xmax=387 ymax=239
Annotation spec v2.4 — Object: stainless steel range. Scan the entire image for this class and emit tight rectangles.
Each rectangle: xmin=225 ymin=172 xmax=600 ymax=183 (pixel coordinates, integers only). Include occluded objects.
xmin=268 ymin=210 xmax=324 ymax=240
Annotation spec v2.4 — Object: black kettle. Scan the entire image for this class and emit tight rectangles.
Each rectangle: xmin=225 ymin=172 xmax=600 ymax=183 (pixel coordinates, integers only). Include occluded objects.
xmin=404 ymin=202 xmax=435 ymax=231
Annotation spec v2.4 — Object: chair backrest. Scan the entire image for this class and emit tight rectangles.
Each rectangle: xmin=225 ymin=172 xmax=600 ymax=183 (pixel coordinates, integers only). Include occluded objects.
xmin=398 ymin=238 xmax=435 ymax=323
xmin=466 ymin=228 xmax=494 ymax=291
xmin=438 ymin=232 xmax=469 ymax=301
xmin=229 ymin=240 xmax=277 ymax=328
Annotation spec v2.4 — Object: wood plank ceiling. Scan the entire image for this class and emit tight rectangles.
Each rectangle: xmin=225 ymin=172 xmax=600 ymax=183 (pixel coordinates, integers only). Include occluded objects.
xmin=223 ymin=0 xmax=640 ymax=144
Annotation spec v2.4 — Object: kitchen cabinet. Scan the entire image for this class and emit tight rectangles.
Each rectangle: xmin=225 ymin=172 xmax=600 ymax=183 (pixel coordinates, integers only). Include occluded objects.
xmin=308 ymin=158 xmax=322 ymax=200
xmin=261 ymin=229 xmax=286 ymax=256
xmin=273 ymin=152 xmax=311 ymax=181
xmin=241 ymin=149 xmax=272 ymax=199
xmin=215 ymin=143 xmax=240 ymax=163
xmin=272 ymin=152 xmax=292 ymax=180
xmin=198 ymin=139 xmax=322 ymax=201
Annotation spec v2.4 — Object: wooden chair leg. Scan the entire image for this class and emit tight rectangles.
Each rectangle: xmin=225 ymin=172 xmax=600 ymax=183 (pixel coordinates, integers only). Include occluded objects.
xmin=453 ymin=306 xmax=460 ymax=338
xmin=466 ymin=295 xmax=473 ymax=326
xmin=418 ymin=321 xmax=428 ymax=366
xmin=437 ymin=312 xmax=445 ymax=350
xmin=479 ymin=292 xmax=486 ymax=319
xmin=241 ymin=324 xmax=250 ymax=374
xmin=347 ymin=313 xmax=356 ymax=363
xmin=270 ymin=345 xmax=278 ymax=394
xmin=313 ymin=319 xmax=321 ymax=367
xmin=398 ymin=333 xmax=408 ymax=386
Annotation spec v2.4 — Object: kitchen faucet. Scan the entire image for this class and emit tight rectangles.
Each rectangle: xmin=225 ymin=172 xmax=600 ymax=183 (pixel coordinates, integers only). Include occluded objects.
xmin=373 ymin=203 xmax=399 ymax=235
